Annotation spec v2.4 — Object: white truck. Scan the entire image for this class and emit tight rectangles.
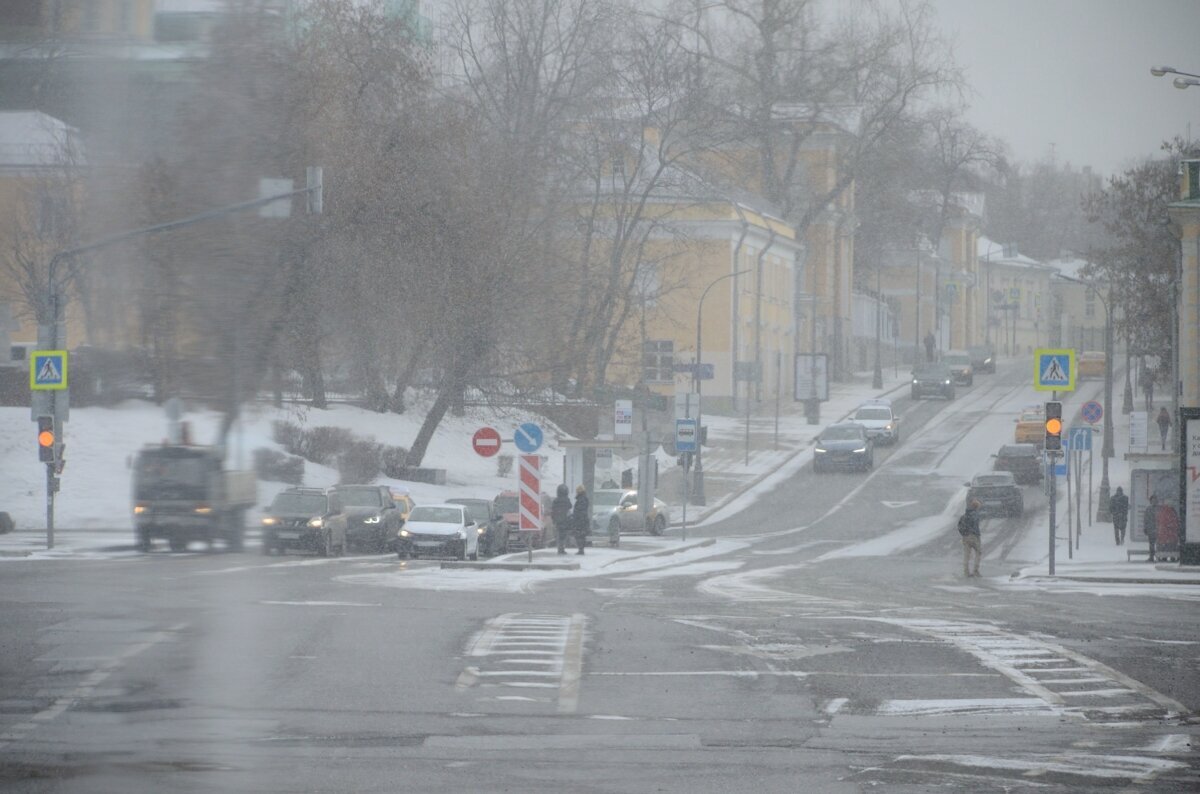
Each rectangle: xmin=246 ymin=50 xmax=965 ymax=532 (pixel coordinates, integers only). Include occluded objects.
xmin=132 ymin=443 xmax=257 ymax=552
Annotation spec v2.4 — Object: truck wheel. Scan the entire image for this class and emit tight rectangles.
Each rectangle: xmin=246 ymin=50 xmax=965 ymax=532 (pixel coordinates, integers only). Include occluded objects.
xmin=137 ymin=531 xmax=152 ymax=553
xmin=168 ymin=537 xmax=187 ymax=553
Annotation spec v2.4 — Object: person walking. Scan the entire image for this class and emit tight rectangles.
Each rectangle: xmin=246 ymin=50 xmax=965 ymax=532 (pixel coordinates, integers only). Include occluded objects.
xmin=1143 ymin=372 xmax=1154 ymax=411
xmin=923 ymin=330 xmax=936 ymax=362
xmin=1109 ymin=486 xmax=1129 ymax=546
xmin=1143 ymin=493 xmax=1159 ymax=562
xmin=551 ymin=484 xmax=573 ymax=555
xmin=570 ymin=484 xmax=590 ymax=555
xmin=1157 ymin=407 xmax=1172 ymax=451
xmin=957 ymin=498 xmax=982 ymax=577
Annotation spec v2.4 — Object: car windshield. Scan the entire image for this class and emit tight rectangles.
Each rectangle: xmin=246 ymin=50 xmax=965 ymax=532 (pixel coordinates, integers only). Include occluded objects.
xmin=449 ymin=501 xmax=490 ymax=522
xmin=270 ymin=493 xmax=328 ymax=514
xmin=408 ymin=506 xmax=462 ymax=524
xmin=335 ymin=487 xmax=383 ymax=507
xmin=944 ymin=354 xmax=970 ymax=365
xmin=914 ymin=365 xmax=949 ymax=377
xmin=493 ymin=495 xmax=518 ymax=513
xmin=854 ymin=407 xmax=891 ymax=421
xmin=593 ymin=491 xmax=623 ymax=507
xmin=821 ymin=426 xmax=863 ymax=441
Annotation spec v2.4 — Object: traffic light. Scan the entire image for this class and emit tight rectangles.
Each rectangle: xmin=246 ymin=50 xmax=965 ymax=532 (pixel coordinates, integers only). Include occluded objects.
xmin=37 ymin=415 xmax=55 ymax=462
xmin=1044 ymin=401 xmax=1063 ymax=452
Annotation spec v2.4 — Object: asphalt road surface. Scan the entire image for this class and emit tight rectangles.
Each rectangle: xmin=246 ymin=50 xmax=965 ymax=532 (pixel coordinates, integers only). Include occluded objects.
xmin=2 ymin=363 xmax=1197 ymax=792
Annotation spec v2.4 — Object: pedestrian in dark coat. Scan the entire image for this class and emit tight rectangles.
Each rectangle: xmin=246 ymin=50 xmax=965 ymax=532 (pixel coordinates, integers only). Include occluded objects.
xmin=957 ymin=499 xmax=982 ymax=577
xmin=551 ymin=484 xmax=573 ymax=555
xmin=570 ymin=485 xmax=590 ymax=555
xmin=1144 ymin=494 xmax=1159 ymax=562
xmin=1157 ymin=407 xmax=1172 ymax=450
xmin=924 ymin=331 xmax=936 ymax=362
xmin=1109 ymin=486 xmax=1129 ymax=545
xmin=1143 ymin=373 xmax=1154 ymax=411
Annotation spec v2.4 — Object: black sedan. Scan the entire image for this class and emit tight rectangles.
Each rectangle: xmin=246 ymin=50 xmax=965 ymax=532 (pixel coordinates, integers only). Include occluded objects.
xmin=993 ymin=444 xmax=1043 ymax=485
xmin=964 ymin=472 xmax=1024 ymax=517
xmin=813 ymin=423 xmax=874 ymax=472
xmin=911 ymin=362 xmax=956 ymax=400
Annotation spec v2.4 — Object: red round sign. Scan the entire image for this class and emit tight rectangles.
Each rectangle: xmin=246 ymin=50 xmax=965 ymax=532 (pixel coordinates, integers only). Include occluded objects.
xmin=472 ymin=426 xmax=501 ymax=457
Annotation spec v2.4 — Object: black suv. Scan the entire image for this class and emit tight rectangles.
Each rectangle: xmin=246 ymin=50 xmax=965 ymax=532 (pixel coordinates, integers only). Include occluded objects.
xmin=911 ymin=362 xmax=956 ymax=400
xmin=993 ymin=444 xmax=1043 ymax=485
xmin=330 ymin=485 xmax=406 ymax=552
xmin=964 ymin=472 xmax=1023 ymax=517
xmin=261 ymin=488 xmax=347 ymax=556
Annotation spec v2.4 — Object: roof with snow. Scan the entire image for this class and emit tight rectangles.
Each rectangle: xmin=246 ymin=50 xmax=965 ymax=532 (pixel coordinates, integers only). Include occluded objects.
xmin=0 ymin=111 xmax=83 ymax=169
xmin=976 ymin=236 xmax=1049 ymax=270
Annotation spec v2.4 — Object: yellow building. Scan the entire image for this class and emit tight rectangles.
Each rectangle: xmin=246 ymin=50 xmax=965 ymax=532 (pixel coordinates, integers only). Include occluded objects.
xmin=1168 ymin=158 xmax=1200 ymax=409
xmin=1046 ymin=255 xmax=1109 ymax=353
xmin=977 ymin=237 xmax=1056 ymax=357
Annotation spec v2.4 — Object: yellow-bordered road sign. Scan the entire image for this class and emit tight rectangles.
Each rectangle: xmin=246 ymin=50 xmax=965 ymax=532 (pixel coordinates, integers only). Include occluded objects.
xmin=1034 ymin=348 xmax=1074 ymax=392
xmin=30 ymin=350 xmax=68 ymax=391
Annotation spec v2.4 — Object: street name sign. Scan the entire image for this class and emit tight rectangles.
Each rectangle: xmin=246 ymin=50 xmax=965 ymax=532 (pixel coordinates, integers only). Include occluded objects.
xmin=1034 ymin=348 xmax=1075 ymax=392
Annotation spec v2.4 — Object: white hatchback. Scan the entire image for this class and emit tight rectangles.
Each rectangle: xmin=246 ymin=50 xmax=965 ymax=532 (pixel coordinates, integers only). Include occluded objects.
xmin=851 ymin=400 xmax=900 ymax=445
xmin=396 ymin=504 xmax=479 ymax=560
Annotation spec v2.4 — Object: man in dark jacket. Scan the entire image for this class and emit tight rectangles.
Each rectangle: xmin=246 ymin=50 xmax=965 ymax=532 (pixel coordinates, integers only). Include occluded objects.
xmin=924 ymin=331 xmax=936 ymax=362
xmin=1109 ymin=486 xmax=1129 ymax=545
xmin=958 ymin=499 xmax=982 ymax=577
xmin=551 ymin=484 xmax=573 ymax=555
xmin=571 ymin=485 xmax=590 ymax=555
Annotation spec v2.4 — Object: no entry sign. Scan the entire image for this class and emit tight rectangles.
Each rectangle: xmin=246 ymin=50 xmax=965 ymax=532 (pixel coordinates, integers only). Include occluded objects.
xmin=472 ymin=426 xmax=501 ymax=457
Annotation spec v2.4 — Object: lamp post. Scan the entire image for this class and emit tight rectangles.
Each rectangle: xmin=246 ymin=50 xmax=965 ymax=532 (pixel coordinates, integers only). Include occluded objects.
xmin=693 ymin=268 xmax=750 ymax=505
xmin=873 ymin=263 xmax=883 ymax=389
xmin=1151 ymin=65 xmax=1200 ymax=89
xmin=1060 ymin=274 xmax=1115 ymax=520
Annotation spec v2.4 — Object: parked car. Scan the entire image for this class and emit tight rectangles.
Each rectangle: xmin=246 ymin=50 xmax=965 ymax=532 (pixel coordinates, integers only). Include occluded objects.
xmin=396 ymin=503 xmax=479 ymax=560
xmin=992 ymin=443 xmax=1043 ymax=485
xmin=851 ymin=399 xmax=900 ymax=445
xmin=813 ymin=422 xmax=874 ymax=472
xmin=941 ymin=349 xmax=974 ymax=386
xmin=447 ymin=497 xmax=508 ymax=556
xmin=260 ymin=487 xmax=346 ymax=557
xmin=590 ymin=489 xmax=669 ymax=545
xmin=1014 ymin=410 xmax=1046 ymax=447
xmin=911 ymin=362 xmax=956 ymax=400
xmin=331 ymin=484 xmax=405 ymax=552
xmin=964 ymin=472 xmax=1024 ymax=517
xmin=1078 ymin=350 xmax=1106 ymax=380
xmin=492 ymin=490 xmax=553 ymax=548
xmin=968 ymin=344 xmax=996 ymax=374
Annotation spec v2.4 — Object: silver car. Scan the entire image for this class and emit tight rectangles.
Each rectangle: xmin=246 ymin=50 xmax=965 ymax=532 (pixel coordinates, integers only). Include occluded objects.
xmin=591 ymin=489 xmax=670 ymax=545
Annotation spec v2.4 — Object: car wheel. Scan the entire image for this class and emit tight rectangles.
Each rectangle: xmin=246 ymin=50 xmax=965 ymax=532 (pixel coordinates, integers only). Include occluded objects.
xmin=261 ymin=542 xmax=273 ymax=555
xmin=651 ymin=515 xmax=665 ymax=536
xmin=968 ymin=377 xmax=974 ymax=386
xmin=457 ymin=541 xmax=467 ymax=561
xmin=137 ymin=531 xmax=152 ymax=553
xmin=318 ymin=530 xmax=332 ymax=557
xmin=168 ymin=537 xmax=187 ymax=553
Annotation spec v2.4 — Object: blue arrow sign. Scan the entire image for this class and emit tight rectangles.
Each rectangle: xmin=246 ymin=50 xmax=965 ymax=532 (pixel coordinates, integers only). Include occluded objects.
xmin=514 ymin=422 xmax=543 ymax=453
xmin=1068 ymin=426 xmax=1092 ymax=451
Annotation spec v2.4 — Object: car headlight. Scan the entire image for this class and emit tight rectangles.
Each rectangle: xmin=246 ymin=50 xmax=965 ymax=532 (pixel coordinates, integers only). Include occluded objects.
xmin=399 ymin=529 xmax=410 ymax=537
xmin=912 ymin=378 xmax=918 ymax=384
xmin=984 ymin=357 xmax=992 ymax=365
xmin=307 ymin=517 xmax=323 ymax=528
xmin=364 ymin=515 xmax=382 ymax=524
xmin=477 ymin=526 xmax=486 ymax=534
xmin=885 ymin=423 xmax=893 ymax=431
xmin=944 ymin=379 xmax=951 ymax=385
xmin=853 ymin=447 xmax=867 ymax=453
xmin=133 ymin=505 xmax=148 ymax=515
xmin=814 ymin=447 xmax=827 ymax=453
xmin=194 ymin=506 xmax=212 ymax=514
xmin=262 ymin=517 xmax=278 ymax=526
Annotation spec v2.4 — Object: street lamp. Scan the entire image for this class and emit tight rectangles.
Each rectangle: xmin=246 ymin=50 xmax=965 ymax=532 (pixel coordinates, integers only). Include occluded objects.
xmin=1060 ymin=273 xmax=1115 ymax=520
xmin=873 ymin=263 xmax=884 ymax=389
xmin=692 ymin=268 xmax=750 ymax=505
xmin=1151 ymin=65 xmax=1200 ymax=89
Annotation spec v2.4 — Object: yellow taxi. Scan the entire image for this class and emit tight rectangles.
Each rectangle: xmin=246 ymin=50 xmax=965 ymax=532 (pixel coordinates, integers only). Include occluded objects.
xmin=1078 ymin=351 xmax=1106 ymax=380
xmin=1014 ymin=411 xmax=1045 ymax=446
xmin=388 ymin=489 xmax=416 ymax=522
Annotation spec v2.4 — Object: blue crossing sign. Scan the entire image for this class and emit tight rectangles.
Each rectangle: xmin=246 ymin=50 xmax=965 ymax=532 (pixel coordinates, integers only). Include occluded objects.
xmin=1033 ymin=348 xmax=1075 ymax=392
xmin=514 ymin=422 xmax=543 ymax=453
xmin=30 ymin=350 xmax=68 ymax=391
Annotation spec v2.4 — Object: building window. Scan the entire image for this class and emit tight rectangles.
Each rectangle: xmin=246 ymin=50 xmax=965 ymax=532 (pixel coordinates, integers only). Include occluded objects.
xmin=1084 ymin=291 xmax=1096 ymax=318
xmin=642 ymin=340 xmax=674 ymax=384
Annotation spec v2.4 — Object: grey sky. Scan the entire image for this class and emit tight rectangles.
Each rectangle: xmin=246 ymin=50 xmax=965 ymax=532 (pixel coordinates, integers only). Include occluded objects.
xmin=927 ymin=0 xmax=1200 ymax=177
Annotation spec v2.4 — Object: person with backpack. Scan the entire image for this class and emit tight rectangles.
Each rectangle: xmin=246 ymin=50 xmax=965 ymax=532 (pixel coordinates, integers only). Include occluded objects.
xmin=1108 ymin=486 xmax=1129 ymax=545
xmin=958 ymin=499 xmax=982 ymax=578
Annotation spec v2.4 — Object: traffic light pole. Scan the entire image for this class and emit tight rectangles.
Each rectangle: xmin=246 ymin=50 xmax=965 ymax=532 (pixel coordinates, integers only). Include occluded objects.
xmin=1048 ymin=452 xmax=1057 ymax=576
xmin=45 ymin=462 xmax=55 ymax=549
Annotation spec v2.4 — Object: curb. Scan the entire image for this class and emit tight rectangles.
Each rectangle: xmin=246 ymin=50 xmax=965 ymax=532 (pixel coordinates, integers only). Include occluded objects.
xmin=600 ymin=537 xmax=716 ymax=568
xmin=1010 ymin=574 xmax=1200 ymax=586
xmin=440 ymin=560 xmax=580 ymax=571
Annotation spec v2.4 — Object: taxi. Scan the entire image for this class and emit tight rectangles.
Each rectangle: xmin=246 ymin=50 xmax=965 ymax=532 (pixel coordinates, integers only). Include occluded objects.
xmin=1014 ymin=410 xmax=1045 ymax=447
xmin=1078 ymin=350 xmax=1106 ymax=380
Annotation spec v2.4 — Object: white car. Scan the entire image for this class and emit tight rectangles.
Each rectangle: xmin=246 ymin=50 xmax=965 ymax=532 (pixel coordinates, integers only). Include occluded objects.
xmin=851 ymin=400 xmax=900 ymax=445
xmin=395 ymin=504 xmax=479 ymax=560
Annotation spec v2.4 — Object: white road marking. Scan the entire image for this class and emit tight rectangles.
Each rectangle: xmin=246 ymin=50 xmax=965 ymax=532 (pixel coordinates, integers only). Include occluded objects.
xmin=877 ymin=698 xmax=1055 ymax=717
xmin=822 ymin=698 xmax=849 ymax=715
xmin=259 ymin=600 xmax=381 ymax=607
xmin=459 ymin=613 xmax=584 ymax=714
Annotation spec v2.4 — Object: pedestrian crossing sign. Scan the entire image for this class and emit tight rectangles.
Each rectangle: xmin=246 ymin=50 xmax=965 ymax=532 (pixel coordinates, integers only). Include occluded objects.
xmin=30 ymin=350 xmax=68 ymax=391
xmin=1033 ymin=348 xmax=1074 ymax=392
